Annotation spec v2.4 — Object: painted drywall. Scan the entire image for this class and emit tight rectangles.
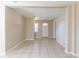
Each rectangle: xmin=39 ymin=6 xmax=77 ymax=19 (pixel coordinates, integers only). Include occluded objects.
xmin=53 ymin=21 xmax=56 ymax=39
xmin=65 ymin=5 xmax=72 ymax=51
xmin=48 ymin=20 xmax=53 ymax=38
xmin=65 ymin=4 xmax=77 ymax=55
xmin=0 ymin=6 xmax=5 ymax=55
xmin=65 ymin=3 xmax=79 ymax=57
xmin=5 ymin=7 xmax=26 ymax=52
xmin=76 ymin=3 xmax=79 ymax=56
xmin=53 ymin=13 xmax=65 ymax=47
xmin=26 ymin=17 xmax=34 ymax=40
xmin=69 ymin=4 xmax=76 ymax=54
xmin=64 ymin=3 xmax=79 ymax=57
xmin=64 ymin=4 xmax=74 ymax=54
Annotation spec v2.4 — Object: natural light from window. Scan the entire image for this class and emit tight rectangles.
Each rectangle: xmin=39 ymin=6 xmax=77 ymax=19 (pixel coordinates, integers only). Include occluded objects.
xmin=34 ymin=23 xmax=38 ymax=32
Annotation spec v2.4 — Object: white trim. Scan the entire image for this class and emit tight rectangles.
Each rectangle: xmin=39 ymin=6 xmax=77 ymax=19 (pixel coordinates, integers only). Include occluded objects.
xmin=6 ymin=39 xmax=26 ymax=55
xmin=0 ymin=6 xmax=5 ymax=56
xmin=75 ymin=54 xmax=79 ymax=58
xmin=71 ymin=53 xmax=79 ymax=58
xmin=72 ymin=53 xmax=76 ymax=56
xmin=64 ymin=49 xmax=79 ymax=58
xmin=64 ymin=49 xmax=72 ymax=54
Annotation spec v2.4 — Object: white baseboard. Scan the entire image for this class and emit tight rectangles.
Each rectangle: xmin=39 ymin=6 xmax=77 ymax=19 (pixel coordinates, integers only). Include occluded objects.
xmin=65 ymin=49 xmax=79 ymax=58
xmin=71 ymin=51 xmax=77 ymax=56
xmin=76 ymin=54 xmax=79 ymax=58
xmin=64 ymin=49 xmax=72 ymax=54
xmin=6 ymin=39 xmax=26 ymax=55
xmin=72 ymin=53 xmax=79 ymax=58
xmin=26 ymin=39 xmax=34 ymax=40
xmin=71 ymin=53 xmax=79 ymax=58
xmin=56 ymin=39 xmax=65 ymax=47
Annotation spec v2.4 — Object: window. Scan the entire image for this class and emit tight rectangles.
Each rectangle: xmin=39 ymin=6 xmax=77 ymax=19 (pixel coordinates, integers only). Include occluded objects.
xmin=43 ymin=23 xmax=48 ymax=26
xmin=34 ymin=23 xmax=38 ymax=32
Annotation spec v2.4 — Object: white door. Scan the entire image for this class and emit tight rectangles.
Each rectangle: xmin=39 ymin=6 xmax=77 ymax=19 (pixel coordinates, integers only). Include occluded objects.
xmin=42 ymin=23 xmax=48 ymax=37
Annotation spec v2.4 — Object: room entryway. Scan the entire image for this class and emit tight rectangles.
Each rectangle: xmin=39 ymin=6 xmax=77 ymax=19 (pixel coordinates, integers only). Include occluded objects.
xmin=42 ymin=23 xmax=48 ymax=38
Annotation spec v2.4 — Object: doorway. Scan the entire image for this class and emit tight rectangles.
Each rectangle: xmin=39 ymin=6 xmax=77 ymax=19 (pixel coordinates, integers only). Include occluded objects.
xmin=42 ymin=23 xmax=48 ymax=38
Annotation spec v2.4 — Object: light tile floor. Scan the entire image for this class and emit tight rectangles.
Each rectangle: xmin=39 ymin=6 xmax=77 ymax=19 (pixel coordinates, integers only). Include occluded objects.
xmin=0 ymin=38 xmax=77 ymax=58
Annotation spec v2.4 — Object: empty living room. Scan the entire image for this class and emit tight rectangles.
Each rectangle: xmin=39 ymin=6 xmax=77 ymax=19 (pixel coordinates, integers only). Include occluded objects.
xmin=0 ymin=0 xmax=79 ymax=58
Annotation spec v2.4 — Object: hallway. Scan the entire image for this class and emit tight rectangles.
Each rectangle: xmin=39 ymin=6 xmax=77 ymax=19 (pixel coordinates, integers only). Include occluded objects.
xmin=5 ymin=38 xmax=76 ymax=58
xmin=0 ymin=1 xmax=79 ymax=58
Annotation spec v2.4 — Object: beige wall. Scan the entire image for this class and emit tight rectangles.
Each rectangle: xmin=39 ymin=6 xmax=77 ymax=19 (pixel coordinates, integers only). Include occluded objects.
xmin=76 ymin=3 xmax=79 ymax=56
xmin=5 ymin=7 xmax=26 ymax=52
xmin=53 ymin=21 xmax=56 ymax=39
xmin=68 ymin=4 xmax=76 ymax=54
xmin=48 ymin=20 xmax=53 ymax=38
xmin=65 ymin=3 xmax=77 ymax=55
xmin=26 ymin=17 xmax=34 ymax=40
xmin=65 ymin=3 xmax=79 ymax=57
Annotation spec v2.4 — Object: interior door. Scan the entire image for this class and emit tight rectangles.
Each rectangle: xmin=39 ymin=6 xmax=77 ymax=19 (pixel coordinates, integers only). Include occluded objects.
xmin=42 ymin=23 xmax=48 ymax=37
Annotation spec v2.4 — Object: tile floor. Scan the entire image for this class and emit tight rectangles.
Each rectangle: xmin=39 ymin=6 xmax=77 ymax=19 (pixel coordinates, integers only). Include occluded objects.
xmin=1 ymin=38 xmax=77 ymax=58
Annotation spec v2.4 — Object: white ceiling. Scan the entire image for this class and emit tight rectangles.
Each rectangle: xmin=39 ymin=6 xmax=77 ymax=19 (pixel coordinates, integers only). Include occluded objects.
xmin=14 ymin=7 xmax=65 ymax=20
xmin=8 ymin=1 xmax=68 ymax=20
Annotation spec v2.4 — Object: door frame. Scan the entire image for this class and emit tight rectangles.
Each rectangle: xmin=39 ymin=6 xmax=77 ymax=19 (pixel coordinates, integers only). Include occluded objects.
xmin=42 ymin=22 xmax=48 ymax=38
